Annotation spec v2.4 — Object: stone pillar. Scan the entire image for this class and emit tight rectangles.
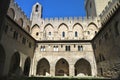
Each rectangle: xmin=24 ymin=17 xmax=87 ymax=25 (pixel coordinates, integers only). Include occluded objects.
xmin=50 ymin=64 xmax=55 ymax=76
xmin=68 ymin=31 xmax=73 ymax=39
xmin=54 ymin=31 xmax=58 ymax=40
xmin=69 ymin=64 xmax=74 ymax=76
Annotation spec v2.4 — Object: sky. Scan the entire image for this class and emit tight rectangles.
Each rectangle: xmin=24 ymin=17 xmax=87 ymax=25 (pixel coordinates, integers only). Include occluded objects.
xmin=15 ymin=0 xmax=86 ymax=19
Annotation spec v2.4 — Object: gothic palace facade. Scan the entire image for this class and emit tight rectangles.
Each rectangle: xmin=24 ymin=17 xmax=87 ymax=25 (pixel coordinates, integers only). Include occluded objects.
xmin=0 ymin=0 xmax=120 ymax=79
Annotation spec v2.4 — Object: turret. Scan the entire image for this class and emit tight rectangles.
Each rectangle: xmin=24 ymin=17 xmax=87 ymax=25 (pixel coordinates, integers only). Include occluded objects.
xmin=30 ymin=2 xmax=43 ymax=27
xmin=85 ymin=0 xmax=110 ymax=17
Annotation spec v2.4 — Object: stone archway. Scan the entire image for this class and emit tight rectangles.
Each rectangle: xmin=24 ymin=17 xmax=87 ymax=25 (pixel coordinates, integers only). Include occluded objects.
xmin=36 ymin=58 xmax=50 ymax=76
xmin=74 ymin=58 xmax=91 ymax=76
xmin=23 ymin=57 xmax=31 ymax=76
xmin=0 ymin=45 xmax=6 ymax=76
xmin=55 ymin=58 xmax=69 ymax=76
xmin=9 ymin=52 xmax=21 ymax=75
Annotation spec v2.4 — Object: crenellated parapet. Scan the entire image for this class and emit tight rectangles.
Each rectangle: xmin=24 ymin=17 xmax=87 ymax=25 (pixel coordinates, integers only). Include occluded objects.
xmin=7 ymin=0 xmax=31 ymax=33
xmin=43 ymin=17 xmax=99 ymax=23
xmin=31 ymin=16 xmax=101 ymax=41
xmin=99 ymin=0 xmax=120 ymax=25
xmin=13 ymin=2 xmax=30 ymax=22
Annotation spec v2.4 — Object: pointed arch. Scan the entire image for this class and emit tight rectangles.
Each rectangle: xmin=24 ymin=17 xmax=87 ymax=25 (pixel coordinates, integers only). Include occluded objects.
xmin=7 ymin=8 xmax=15 ymax=19
xmin=86 ymin=22 xmax=98 ymax=39
xmin=31 ymin=24 xmax=40 ymax=37
xmin=87 ymin=22 xmax=98 ymax=29
xmin=17 ymin=18 xmax=23 ymax=27
xmin=35 ymin=5 xmax=39 ymax=12
xmin=32 ymin=24 xmax=40 ymax=29
xmin=9 ymin=52 xmax=21 ymax=74
xmin=36 ymin=58 xmax=50 ymax=76
xmin=73 ymin=23 xmax=83 ymax=29
xmin=73 ymin=23 xmax=84 ymax=39
xmin=55 ymin=58 xmax=69 ymax=76
xmin=0 ymin=44 xmax=6 ymax=76
xmin=74 ymin=58 xmax=91 ymax=76
xmin=58 ymin=23 xmax=69 ymax=39
xmin=44 ymin=23 xmax=54 ymax=39
xmin=44 ymin=23 xmax=54 ymax=29
xmin=26 ymin=25 xmax=30 ymax=32
xmin=58 ymin=23 xmax=69 ymax=30
xmin=23 ymin=57 xmax=31 ymax=76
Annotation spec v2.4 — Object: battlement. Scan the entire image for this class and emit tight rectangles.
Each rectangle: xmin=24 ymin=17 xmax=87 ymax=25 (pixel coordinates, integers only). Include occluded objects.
xmin=13 ymin=2 xmax=30 ymax=21
xmin=43 ymin=16 xmax=98 ymax=22
xmin=100 ymin=0 xmax=120 ymax=25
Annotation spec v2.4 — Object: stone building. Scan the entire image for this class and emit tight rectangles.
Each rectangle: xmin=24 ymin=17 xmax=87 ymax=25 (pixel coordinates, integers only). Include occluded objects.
xmin=0 ymin=0 xmax=120 ymax=79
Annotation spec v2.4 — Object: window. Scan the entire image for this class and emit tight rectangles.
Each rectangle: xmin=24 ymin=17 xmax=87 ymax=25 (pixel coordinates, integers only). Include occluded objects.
xmin=40 ymin=46 xmax=45 ymax=51
xmin=35 ymin=5 xmax=39 ymax=12
xmin=114 ymin=21 xmax=119 ymax=36
xmin=29 ymin=42 xmax=32 ymax=48
xmin=95 ymin=31 xmax=97 ymax=34
xmin=75 ymin=31 xmax=78 ymax=37
xmin=87 ymin=31 xmax=90 ymax=35
xmin=62 ymin=32 xmax=65 ymax=37
xmin=66 ymin=46 xmax=70 ymax=51
xmin=49 ymin=32 xmax=51 ymax=36
xmin=22 ymin=37 xmax=26 ymax=45
xmin=54 ymin=46 xmax=58 ymax=51
xmin=78 ymin=45 xmax=83 ymax=51
xmin=13 ymin=31 xmax=18 ymax=40
xmin=36 ymin=32 xmax=39 ymax=36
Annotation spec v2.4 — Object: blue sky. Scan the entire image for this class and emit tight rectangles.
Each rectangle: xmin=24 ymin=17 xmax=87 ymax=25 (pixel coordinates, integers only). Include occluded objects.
xmin=15 ymin=0 xmax=86 ymax=18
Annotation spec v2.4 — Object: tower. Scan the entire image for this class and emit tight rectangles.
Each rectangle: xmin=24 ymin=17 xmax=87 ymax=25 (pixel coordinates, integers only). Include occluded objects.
xmin=30 ymin=2 xmax=43 ymax=27
xmin=85 ymin=0 xmax=110 ymax=17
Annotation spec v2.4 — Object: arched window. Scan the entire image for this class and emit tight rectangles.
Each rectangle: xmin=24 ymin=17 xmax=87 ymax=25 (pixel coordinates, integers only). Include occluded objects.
xmin=62 ymin=32 xmax=65 ymax=37
xmin=49 ymin=32 xmax=51 ymax=36
xmin=40 ymin=46 xmax=45 ymax=51
xmin=75 ymin=31 xmax=78 ymax=37
xmin=78 ymin=45 xmax=83 ymax=51
xmin=36 ymin=32 xmax=39 ymax=36
xmin=54 ymin=46 xmax=58 ymax=51
xmin=18 ymin=18 xmax=23 ymax=27
xmin=87 ymin=31 xmax=90 ymax=35
xmin=7 ymin=8 xmax=15 ymax=19
xmin=35 ymin=5 xmax=39 ymax=12
xmin=95 ymin=31 xmax=97 ymax=34
xmin=66 ymin=46 xmax=70 ymax=51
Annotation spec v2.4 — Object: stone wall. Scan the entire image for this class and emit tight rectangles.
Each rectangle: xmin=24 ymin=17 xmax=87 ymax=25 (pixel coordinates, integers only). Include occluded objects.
xmin=0 ymin=15 xmax=36 ymax=76
xmin=32 ymin=41 xmax=97 ymax=77
xmin=92 ymin=4 xmax=120 ymax=78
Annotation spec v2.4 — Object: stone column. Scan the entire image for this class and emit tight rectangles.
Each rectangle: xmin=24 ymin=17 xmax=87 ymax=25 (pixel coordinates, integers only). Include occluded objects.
xmin=50 ymin=64 xmax=55 ymax=76
xmin=54 ymin=31 xmax=58 ymax=40
xmin=69 ymin=64 xmax=74 ymax=76
xmin=68 ymin=31 xmax=73 ymax=39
